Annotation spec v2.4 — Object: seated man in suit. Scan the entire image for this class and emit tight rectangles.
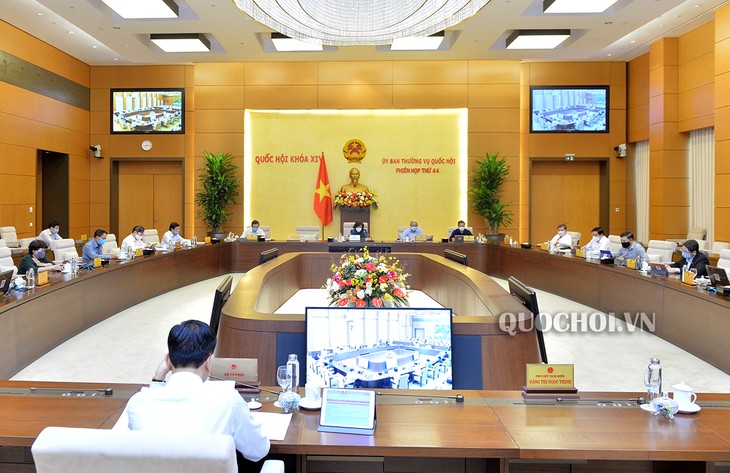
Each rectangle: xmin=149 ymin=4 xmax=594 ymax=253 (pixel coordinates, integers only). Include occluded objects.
xmin=126 ymin=320 xmax=270 ymax=465
xmin=670 ymin=239 xmax=709 ymax=277
xmin=449 ymin=220 xmax=473 ymax=241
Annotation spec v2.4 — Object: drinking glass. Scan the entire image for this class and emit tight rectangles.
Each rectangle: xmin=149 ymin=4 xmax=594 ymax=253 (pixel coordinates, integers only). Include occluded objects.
xmin=276 ymin=365 xmax=291 ymax=392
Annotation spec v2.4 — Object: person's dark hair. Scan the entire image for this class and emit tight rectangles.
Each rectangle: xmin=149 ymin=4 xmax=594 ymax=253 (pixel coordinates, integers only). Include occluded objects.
xmin=47 ymin=220 xmax=60 ymax=229
xmin=592 ymin=227 xmax=604 ymax=235
xmin=28 ymin=239 xmax=49 ymax=253
xmin=684 ymin=239 xmax=700 ymax=254
xmin=251 ymin=220 xmax=260 ymax=226
xmin=557 ymin=223 xmax=567 ymax=230
xmin=167 ymin=320 xmax=217 ymax=368
xmin=93 ymin=229 xmax=107 ymax=239
xmin=620 ymin=231 xmax=635 ymax=240
xmin=169 ymin=222 xmax=180 ymax=231
xmin=132 ymin=225 xmax=145 ymax=234
xmin=353 ymin=221 xmax=364 ymax=230
xmin=457 ymin=220 xmax=465 ymax=226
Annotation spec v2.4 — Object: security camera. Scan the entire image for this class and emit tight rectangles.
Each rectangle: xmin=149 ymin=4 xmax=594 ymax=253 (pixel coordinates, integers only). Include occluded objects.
xmin=89 ymin=145 xmax=102 ymax=158
xmin=614 ymin=143 xmax=627 ymax=158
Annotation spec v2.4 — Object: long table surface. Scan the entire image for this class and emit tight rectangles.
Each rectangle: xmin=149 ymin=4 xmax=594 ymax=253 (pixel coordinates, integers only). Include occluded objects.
xmin=3 ymin=380 xmax=730 ymax=465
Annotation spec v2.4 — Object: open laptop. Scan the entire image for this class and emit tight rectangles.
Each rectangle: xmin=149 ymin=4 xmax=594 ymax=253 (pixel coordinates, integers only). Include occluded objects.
xmin=649 ymin=262 xmax=669 ymax=276
xmin=0 ymin=269 xmax=14 ymax=296
xmin=452 ymin=235 xmax=464 ymax=242
xmin=707 ymin=265 xmax=730 ymax=286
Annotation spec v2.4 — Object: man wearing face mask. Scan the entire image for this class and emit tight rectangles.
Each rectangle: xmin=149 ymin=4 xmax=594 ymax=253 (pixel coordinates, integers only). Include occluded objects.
xmin=38 ymin=220 xmax=63 ymax=246
xmin=162 ymin=221 xmax=187 ymax=247
xmin=400 ymin=220 xmax=424 ymax=241
xmin=670 ymin=239 xmax=709 ymax=277
xmin=82 ymin=229 xmax=112 ymax=264
xmin=549 ymin=224 xmax=573 ymax=252
xmin=612 ymin=231 xmax=648 ymax=263
xmin=582 ymin=226 xmax=611 ymax=259
xmin=121 ymin=225 xmax=149 ymax=255
xmin=449 ymin=220 xmax=473 ymax=241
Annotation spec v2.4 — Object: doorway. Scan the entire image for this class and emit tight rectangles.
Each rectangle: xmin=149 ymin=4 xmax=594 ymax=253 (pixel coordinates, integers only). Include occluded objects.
xmin=111 ymin=160 xmax=183 ymax=237
xmin=37 ymin=150 xmax=69 ymax=234
xmin=530 ymin=160 xmax=609 ymax=245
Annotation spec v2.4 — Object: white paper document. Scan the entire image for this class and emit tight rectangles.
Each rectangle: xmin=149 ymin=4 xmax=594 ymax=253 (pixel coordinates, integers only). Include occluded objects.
xmin=251 ymin=412 xmax=292 ymax=441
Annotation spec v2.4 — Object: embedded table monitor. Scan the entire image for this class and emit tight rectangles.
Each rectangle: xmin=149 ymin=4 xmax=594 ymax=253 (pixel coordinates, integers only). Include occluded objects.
xmin=306 ymin=307 xmax=453 ymax=390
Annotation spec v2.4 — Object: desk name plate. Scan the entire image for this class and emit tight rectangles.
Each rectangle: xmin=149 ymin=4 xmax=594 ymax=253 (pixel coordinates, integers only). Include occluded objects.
xmin=526 ymin=363 xmax=575 ymax=390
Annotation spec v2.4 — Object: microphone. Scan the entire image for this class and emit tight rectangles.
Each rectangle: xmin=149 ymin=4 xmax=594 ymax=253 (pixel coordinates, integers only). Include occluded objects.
xmin=375 ymin=391 xmax=464 ymax=403
xmin=207 ymin=376 xmax=281 ymax=396
xmin=30 ymin=386 xmax=113 ymax=396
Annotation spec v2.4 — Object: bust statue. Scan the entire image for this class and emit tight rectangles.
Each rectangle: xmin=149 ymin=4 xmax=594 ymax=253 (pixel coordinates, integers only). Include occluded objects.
xmin=339 ymin=167 xmax=370 ymax=193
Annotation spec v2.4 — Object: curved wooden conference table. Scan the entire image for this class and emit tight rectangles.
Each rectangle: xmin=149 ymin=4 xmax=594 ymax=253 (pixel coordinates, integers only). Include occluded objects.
xmin=2 ymin=242 xmax=730 ymax=472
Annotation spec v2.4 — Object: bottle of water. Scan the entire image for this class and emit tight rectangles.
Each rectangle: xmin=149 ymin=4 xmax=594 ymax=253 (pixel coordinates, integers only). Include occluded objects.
xmin=71 ymin=258 xmax=78 ymax=274
xmin=26 ymin=268 xmax=36 ymax=289
xmin=287 ymin=354 xmax=300 ymax=393
xmin=644 ymin=358 xmax=662 ymax=404
xmin=191 ymin=235 xmax=197 ymax=246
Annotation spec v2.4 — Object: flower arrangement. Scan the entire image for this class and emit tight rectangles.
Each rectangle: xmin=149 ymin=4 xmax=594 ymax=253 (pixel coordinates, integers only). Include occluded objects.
xmin=333 ymin=191 xmax=378 ymax=210
xmin=325 ymin=248 xmax=409 ymax=308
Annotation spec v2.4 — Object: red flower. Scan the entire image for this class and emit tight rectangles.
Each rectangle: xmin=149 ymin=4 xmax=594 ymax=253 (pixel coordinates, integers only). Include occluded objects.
xmin=394 ymin=288 xmax=405 ymax=298
xmin=337 ymin=298 xmax=348 ymax=306
xmin=365 ymin=262 xmax=376 ymax=272
xmin=372 ymin=297 xmax=383 ymax=307
xmin=378 ymin=275 xmax=387 ymax=284
xmin=355 ymin=298 xmax=366 ymax=308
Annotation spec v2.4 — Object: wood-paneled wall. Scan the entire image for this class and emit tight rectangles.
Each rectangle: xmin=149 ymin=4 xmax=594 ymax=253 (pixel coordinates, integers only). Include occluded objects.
xmin=0 ymin=21 xmax=90 ymax=240
xmin=715 ymin=7 xmax=730 ymax=242
xmin=193 ymin=60 xmax=522 ymax=239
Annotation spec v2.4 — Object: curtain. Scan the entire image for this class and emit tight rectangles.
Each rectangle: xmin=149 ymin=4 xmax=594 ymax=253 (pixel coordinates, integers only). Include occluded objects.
xmin=635 ymin=140 xmax=650 ymax=243
xmin=688 ymin=127 xmax=715 ymax=245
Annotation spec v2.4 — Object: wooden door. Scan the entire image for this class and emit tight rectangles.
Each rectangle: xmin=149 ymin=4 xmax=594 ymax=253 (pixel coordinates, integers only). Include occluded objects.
xmin=117 ymin=161 xmax=182 ymax=236
xmin=530 ymin=161 xmax=602 ymax=245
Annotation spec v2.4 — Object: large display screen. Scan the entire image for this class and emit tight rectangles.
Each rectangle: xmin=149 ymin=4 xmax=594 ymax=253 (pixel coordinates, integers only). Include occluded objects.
xmin=111 ymin=88 xmax=184 ymax=134
xmin=305 ymin=307 xmax=453 ymax=390
xmin=530 ymin=86 xmax=609 ymax=133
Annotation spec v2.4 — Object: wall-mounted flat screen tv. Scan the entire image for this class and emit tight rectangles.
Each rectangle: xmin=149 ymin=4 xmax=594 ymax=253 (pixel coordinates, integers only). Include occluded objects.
xmin=111 ymin=88 xmax=184 ymax=134
xmin=305 ymin=307 xmax=453 ymax=390
xmin=530 ymin=86 xmax=609 ymax=133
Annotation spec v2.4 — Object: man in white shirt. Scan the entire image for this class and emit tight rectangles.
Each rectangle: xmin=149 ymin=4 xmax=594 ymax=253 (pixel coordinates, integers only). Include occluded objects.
xmin=38 ymin=220 xmax=63 ymax=246
xmin=242 ymin=220 xmax=266 ymax=239
xmin=161 ymin=221 xmax=187 ymax=247
xmin=126 ymin=320 xmax=270 ymax=463
xmin=549 ymin=223 xmax=573 ymax=252
xmin=120 ymin=225 xmax=148 ymax=255
xmin=583 ymin=226 xmax=611 ymax=259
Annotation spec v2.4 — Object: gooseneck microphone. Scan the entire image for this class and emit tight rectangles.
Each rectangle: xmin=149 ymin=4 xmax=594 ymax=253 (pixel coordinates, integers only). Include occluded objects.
xmin=207 ymin=376 xmax=281 ymax=396
xmin=375 ymin=391 xmax=464 ymax=403
xmin=30 ymin=387 xmax=113 ymax=396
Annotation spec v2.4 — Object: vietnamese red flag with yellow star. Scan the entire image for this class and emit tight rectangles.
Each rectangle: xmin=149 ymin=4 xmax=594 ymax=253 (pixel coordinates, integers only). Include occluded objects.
xmin=313 ymin=152 xmax=332 ymax=226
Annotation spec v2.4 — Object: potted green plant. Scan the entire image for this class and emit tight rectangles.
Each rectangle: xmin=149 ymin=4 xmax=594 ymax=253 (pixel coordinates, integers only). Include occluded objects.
xmin=469 ymin=152 xmax=513 ymax=241
xmin=195 ymin=151 xmax=241 ymax=240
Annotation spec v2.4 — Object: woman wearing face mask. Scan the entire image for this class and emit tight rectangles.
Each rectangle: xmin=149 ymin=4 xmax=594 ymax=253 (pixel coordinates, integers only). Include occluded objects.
xmin=18 ymin=240 xmax=63 ymax=275
xmin=120 ymin=225 xmax=148 ymax=255
xmin=670 ymin=239 xmax=709 ymax=277
xmin=162 ymin=221 xmax=187 ymax=247
xmin=349 ymin=221 xmax=370 ymax=240
xmin=549 ymin=224 xmax=573 ymax=252
xmin=612 ymin=231 xmax=648 ymax=263
xmin=449 ymin=220 xmax=473 ymax=241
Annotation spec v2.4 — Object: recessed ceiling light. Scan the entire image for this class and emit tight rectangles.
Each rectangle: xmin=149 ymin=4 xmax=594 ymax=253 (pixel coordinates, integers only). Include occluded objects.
xmin=92 ymin=45 xmax=98 ymax=48
xmin=506 ymin=30 xmax=570 ymax=49
xmin=391 ymin=31 xmax=445 ymax=51
xmin=101 ymin=0 xmax=179 ymax=19
xmin=271 ymin=33 xmax=323 ymax=52
xmin=151 ymin=33 xmax=211 ymax=52
xmin=37 ymin=12 xmax=44 ymax=16
xmin=544 ymin=0 xmax=618 ymax=13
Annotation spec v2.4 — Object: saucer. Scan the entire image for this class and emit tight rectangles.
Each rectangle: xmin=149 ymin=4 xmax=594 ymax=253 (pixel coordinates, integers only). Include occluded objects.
xmin=678 ymin=403 xmax=701 ymax=414
xmin=247 ymin=400 xmax=262 ymax=410
xmin=273 ymin=401 xmax=281 ymax=408
xmin=640 ymin=403 xmax=655 ymax=412
xmin=299 ymin=398 xmax=322 ymax=410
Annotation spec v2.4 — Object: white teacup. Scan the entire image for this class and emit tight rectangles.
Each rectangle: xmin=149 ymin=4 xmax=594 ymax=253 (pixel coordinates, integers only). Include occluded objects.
xmin=304 ymin=381 xmax=321 ymax=402
xmin=672 ymin=381 xmax=698 ymax=408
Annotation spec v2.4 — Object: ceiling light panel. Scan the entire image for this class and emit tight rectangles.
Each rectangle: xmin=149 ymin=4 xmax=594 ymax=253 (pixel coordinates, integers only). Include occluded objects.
xmin=151 ymin=33 xmax=211 ymax=52
xmin=506 ymin=30 xmax=570 ymax=49
xmin=543 ymin=0 xmax=619 ymax=14
xmin=102 ymin=0 xmax=179 ymax=19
